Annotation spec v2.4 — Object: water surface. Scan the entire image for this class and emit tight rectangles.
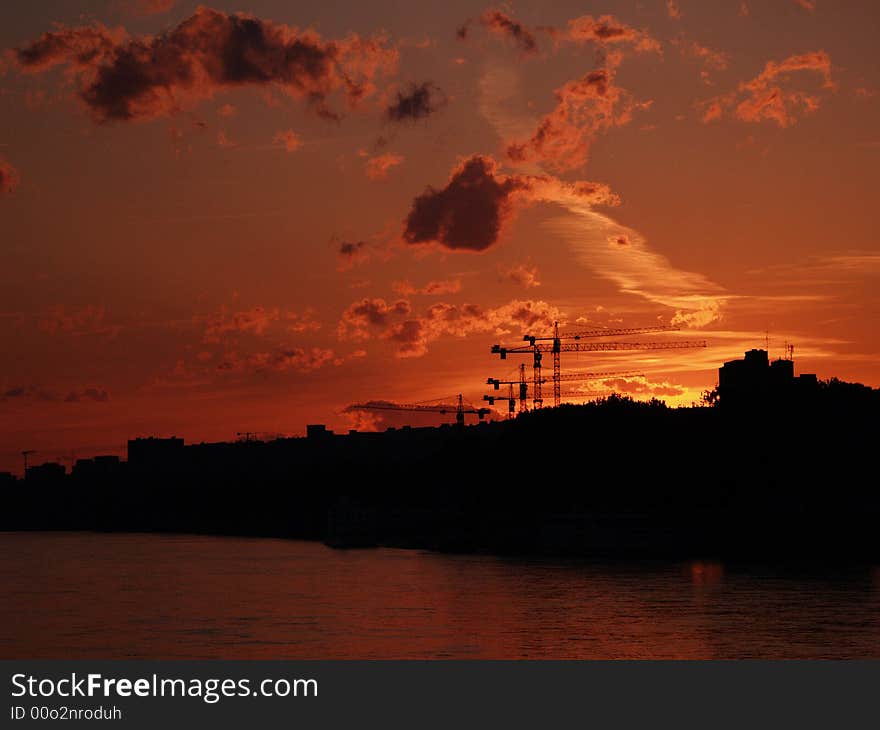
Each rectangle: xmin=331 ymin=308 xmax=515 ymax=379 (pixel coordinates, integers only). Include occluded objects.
xmin=2 ymin=532 xmax=879 ymax=658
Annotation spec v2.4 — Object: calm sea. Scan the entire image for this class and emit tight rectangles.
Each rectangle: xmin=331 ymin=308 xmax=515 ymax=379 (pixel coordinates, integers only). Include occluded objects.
xmin=2 ymin=532 xmax=879 ymax=659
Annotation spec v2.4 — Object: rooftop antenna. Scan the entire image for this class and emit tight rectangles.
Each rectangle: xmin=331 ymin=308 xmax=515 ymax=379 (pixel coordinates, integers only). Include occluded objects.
xmin=765 ymin=330 xmax=770 ymax=356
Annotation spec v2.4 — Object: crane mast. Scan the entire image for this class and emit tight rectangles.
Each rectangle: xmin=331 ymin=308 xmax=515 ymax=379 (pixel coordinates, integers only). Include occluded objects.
xmin=492 ymin=327 xmax=708 ymax=408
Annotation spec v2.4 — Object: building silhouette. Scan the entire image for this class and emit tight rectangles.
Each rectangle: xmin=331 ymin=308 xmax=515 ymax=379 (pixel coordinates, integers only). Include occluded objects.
xmin=718 ymin=349 xmax=818 ymax=406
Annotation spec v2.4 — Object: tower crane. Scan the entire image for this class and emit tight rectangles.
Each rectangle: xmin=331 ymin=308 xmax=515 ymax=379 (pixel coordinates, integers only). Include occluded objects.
xmin=21 ymin=449 xmax=36 ymax=477
xmin=483 ymin=364 xmax=529 ymax=417
xmin=347 ymin=394 xmax=490 ymax=427
xmin=485 ymin=369 xmax=645 ymax=415
xmin=492 ymin=324 xmax=707 ymax=408
xmin=523 ymin=323 xmax=681 ymax=408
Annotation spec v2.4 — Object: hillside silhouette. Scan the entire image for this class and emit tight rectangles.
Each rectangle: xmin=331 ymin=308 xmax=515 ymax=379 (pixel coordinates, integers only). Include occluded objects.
xmin=3 ymin=353 xmax=878 ymax=560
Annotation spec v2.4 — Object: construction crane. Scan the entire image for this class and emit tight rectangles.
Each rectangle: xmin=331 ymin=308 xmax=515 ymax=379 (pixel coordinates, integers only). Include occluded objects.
xmin=485 ymin=369 xmax=645 ymax=415
xmin=492 ymin=324 xmax=708 ymax=408
xmin=484 ymin=387 xmax=609 ymax=413
xmin=522 ymin=323 xmax=682 ymax=408
xmin=347 ymin=394 xmax=490 ymax=427
xmin=483 ymin=364 xmax=529 ymax=417
xmin=21 ymin=449 xmax=36 ymax=477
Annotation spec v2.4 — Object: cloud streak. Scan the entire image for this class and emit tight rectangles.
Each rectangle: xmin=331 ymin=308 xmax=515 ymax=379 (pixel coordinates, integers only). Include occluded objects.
xmin=545 ymin=199 xmax=726 ymax=327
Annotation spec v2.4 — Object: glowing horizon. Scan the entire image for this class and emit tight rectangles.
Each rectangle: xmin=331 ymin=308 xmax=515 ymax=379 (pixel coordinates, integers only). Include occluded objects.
xmin=1 ymin=0 xmax=878 ymax=472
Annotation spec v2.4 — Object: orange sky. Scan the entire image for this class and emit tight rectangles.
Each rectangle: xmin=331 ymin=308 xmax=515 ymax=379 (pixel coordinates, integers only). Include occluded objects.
xmin=1 ymin=0 xmax=878 ymax=473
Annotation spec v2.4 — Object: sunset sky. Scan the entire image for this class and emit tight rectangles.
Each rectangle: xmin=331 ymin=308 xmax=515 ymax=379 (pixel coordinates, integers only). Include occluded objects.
xmin=1 ymin=0 xmax=878 ymax=472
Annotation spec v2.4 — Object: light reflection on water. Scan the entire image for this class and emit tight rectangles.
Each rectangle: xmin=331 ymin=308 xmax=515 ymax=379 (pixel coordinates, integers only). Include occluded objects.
xmin=1 ymin=533 xmax=878 ymax=659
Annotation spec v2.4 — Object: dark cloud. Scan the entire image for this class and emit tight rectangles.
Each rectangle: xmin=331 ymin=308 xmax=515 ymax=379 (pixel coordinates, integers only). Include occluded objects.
xmin=14 ymin=7 xmax=398 ymax=123
xmin=64 ymin=387 xmax=111 ymax=402
xmin=385 ymin=81 xmax=447 ymax=123
xmin=402 ymin=155 xmax=618 ymax=251
xmin=339 ymin=240 xmax=367 ymax=257
xmin=480 ymin=10 xmax=538 ymax=54
xmin=402 ymin=156 xmax=528 ymax=252
xmin=216 ymin=347 xmax=340 ymax=374
xmin=382 ymin=299 xmax=561 ymax=357
xmin=13 ymin=25 xmax=125 ymax=72
xmin=337 ymin=298 xmax=411 ymax=339
xmin=336 ymin=239 xmax=371 ymax=270
xmin=337 ymin=295 xmax=561 ymax=358
xmin=0 ymin=157 xmax=20 ymax=194
xmin=2 ymin=384 xmax=110 ymax=402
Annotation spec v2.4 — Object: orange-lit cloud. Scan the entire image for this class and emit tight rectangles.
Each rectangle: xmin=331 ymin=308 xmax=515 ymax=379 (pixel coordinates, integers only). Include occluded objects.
xmin=273 ymin=129 xmax=302 ymax=153
xmin=474 ymin=44 xmax=729 ymax=329
xmin=384 ymin=81 xmax=447 ymax=122
xmin=402 ymin=154 xmax=618 ymax=251
xmin=0 ymin=157 xmax=19 ymax=194
xmin=38 ymin=305 xmax=111 ymax=335
xmin=702 ymin=50 xmax=833 ymax=126
xmin=202 ymin=306 xmax=278 ymax=341
xmin=392 ymin=279 xmax=462 ymax=296
xmin=365 ymin=152 xmax=404 ymax=180
xmin=506 ymin=65 xmax=649 ymax=171
xmin=500 ymin=263 xmax=541 ymax=288
xmin=793 ymin=0 xmax=816 ymax=12
xmin=14 ymin=7 xmax=398 ymax=122
xmin=666 ymin=1 xmax=682 ymax=20
xmin=337 ymin=298 xmax=411 ymax=340
xmin=460 ymin=12 xmax=659 ymax=57
xmin=201 ymin=305 xmax=319 ymax=344
xmin=675 ymin=37 xmax=729 ymax=73
xmin=382 ymin=299 xmax=563 ymax=357
xmin=560 ymin=15 xmax=661 ymax=53
xmin=601 ymin=375 xmax=685 ymax=397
